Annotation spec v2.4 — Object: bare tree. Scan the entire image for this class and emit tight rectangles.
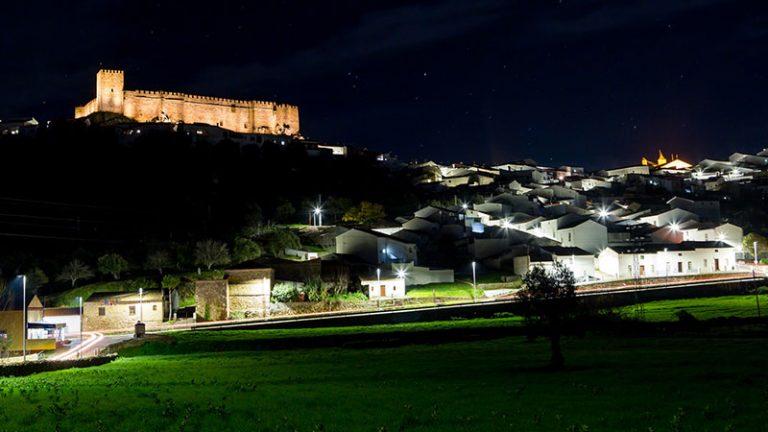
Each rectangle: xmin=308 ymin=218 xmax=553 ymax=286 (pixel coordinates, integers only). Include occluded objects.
xmin=56 ymin=259 xmax=95 ymax=288
xmin=194 ymin=240 xmax=231 ymax=270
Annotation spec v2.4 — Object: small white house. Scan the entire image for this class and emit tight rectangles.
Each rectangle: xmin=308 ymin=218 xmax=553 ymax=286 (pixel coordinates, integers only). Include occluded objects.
xmin=597 ymin=241 xmax=736 ymax=280
xmin=360 ymin=277 xmax=406 ymax=299
xmin=680 ymin=222 xmax=743 ymax=248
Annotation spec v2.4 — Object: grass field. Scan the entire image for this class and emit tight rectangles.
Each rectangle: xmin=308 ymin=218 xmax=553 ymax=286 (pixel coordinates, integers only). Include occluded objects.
xmin=3 ymin=323 xmax=768 ymax=431
xmin=406 ymin=282 xmax=484 ymax=298
xmin=620 ymin=294 xmax=768 ymax=321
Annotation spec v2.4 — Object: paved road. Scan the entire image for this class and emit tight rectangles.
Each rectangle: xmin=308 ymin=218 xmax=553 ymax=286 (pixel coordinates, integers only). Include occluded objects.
xmin=50 ymin=333 xmax=132 ymax=360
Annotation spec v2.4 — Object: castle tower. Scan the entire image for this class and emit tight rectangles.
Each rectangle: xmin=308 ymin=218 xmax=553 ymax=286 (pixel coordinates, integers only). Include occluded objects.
xmin=96 ymin=69 xmax=124 ymax=114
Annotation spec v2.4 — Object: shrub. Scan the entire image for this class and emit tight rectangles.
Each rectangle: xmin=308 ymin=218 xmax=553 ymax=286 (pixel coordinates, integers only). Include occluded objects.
xmin=757 ymin=286 xmax=768 ymax=294
xmin=328 ymin=292 xmax=368 ymax=303
xmin=674 ymin=309 xmax=697 ymax=323
xmin=272 ymin=282 xmax=300 ymax=303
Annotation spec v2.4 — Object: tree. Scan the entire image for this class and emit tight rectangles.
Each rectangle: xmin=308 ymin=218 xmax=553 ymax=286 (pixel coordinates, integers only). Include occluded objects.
xmin=194 ymin=239 xmax=231 ymax=270
xmin=97 ymin=253 xmax=129 ymax=280
xmin=26 ymin=267 xmax=49 ymax=290
xmin=233 ymin=237 xmax=263 ymax=263
xmin=56 ymin=259 xmax=95 ymax=288
xmin=743 ymin=232 xmax=768 ymax=260
xmin=146 ymin=250 xmax=172 ymax=276
xmin=273 ymin=200 xmax=296 ymax=223
xmin=341 ymin=201 xmax=386 ymax=226
xmin=259 ymin=229 xmax=301 ymax=257
xmin=161 ymin=274 xmax=181 ymax=321
xmin=519 ymin=261 xmax=576 ymax=369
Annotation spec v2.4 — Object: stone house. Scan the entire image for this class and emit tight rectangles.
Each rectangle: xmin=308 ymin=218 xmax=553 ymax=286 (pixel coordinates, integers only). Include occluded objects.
xmin=83 ymin=290 xmax=163 ymax=331
xmin=195 ymin=268 xmax=274 ymax=321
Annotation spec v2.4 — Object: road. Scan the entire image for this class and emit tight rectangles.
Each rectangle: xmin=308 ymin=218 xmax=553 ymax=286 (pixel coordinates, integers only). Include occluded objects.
xmin=50 ymin=332 xmax=132 ymax=361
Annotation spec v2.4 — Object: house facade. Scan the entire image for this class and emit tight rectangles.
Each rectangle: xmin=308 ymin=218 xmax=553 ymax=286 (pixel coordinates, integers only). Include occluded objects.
xmin=597 ymin=242 xmax=736 ymax=280
xmin=83 ymin=290 xmax=164 ymax=331
xmin=336 ymin=228 xmax=418 ymax=264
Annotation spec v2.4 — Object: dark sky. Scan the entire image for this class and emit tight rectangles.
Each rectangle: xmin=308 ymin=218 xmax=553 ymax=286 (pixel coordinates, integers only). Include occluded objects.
xmin=2 ymin=0 xmax=768 ymax=169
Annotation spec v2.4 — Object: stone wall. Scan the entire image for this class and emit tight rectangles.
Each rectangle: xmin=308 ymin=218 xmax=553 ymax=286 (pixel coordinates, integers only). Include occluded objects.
xmin=195 ymin=280 xmax=229 ymax=321
xmin=75 ymin=69 xmax=299 ymax=136
xmin=83 ymin=299 xmax=163 ymax=332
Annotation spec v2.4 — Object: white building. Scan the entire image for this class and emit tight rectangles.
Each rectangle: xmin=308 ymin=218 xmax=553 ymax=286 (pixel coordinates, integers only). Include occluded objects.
xmin=515 ymin=246 xmax=596 ymax=281
xmin=538 ymin=215 xmax=607 ymax=254
xmin=336 ymin=228 xmax=418 ymax=265
xmin=639 ymin=207 xmax=699 ymax=228
xmin=597 ymin=241 xmax=737 ymax=280
xmin=679 ymin=222 xmax=743 ymax=248
xmin=360 ymin=277 xmax=406 ymax=299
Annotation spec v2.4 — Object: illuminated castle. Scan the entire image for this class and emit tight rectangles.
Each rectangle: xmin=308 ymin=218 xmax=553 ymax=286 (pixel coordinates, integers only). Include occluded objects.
xmin=75 ymin=69 xmax=300 ymax=136
xmin=641 ymin=150 xmax=692 ymax=170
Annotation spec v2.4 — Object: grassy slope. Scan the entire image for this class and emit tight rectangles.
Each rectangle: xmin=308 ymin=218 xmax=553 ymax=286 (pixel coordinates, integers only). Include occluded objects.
xmin=48 ymin=271 xmax=224 ymax=307
xmin=406 ymin=282 xmax=484 ymax=298
xmin=2 ymin=329 xmax=767 ymax=431
xmin=620 ymin=294 xmax=768 ymax=321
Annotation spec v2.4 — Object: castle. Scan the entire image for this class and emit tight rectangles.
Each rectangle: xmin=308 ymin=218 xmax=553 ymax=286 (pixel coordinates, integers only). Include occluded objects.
xmin=75 ymin=69 xmax=300 ymax=136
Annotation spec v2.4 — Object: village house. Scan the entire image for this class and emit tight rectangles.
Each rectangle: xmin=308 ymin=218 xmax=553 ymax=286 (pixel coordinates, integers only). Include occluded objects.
xmin=195 ymin=267 xmax=274 ymax=321
xmin=336 ymin=228 xmax=418 ymax=265
xmin=597 ymin=241 xmax=737 ymax=280
xmin=83 ymin=290 xmax=163 ymax=331
xmin=0 ymin=294 xmax=58 ymax=355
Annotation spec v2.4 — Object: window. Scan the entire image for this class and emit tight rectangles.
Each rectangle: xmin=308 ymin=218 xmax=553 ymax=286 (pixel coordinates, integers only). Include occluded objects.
xmin=568 ymin=233 xmax=572 ymax=242
xmin=687 ymin=261 xmax=692 ymax=270
xmin=129 ymin=306 xmax=136 ymax=316
xmin=98 ymin=307 xmax=106 ymax=316
xmin=703 ymin=259 xmax=708 ymax=268
xmin=152 ymin=305 xmax=157 ymax=311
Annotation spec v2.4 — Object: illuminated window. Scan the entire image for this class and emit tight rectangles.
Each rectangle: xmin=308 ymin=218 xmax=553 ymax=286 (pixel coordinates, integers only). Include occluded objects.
xmin=129 ymin=306 xmax=136 ymax=316
xmin=98 ymin=307 xmax=106 ymax=316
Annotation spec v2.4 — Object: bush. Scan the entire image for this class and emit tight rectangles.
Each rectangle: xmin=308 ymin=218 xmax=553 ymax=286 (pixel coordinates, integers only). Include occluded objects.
xmin=757 ymin=286 xmax=768 ymax=295
xmin=272 ymin=282 xmax=300 ymax=303
xmin=674 ymin=309 xmax=697 ymax=323
xmin=761 ymin=259 xmax=768 ymax=265
xmin=328 ymin=292 xmax=368 ymax=303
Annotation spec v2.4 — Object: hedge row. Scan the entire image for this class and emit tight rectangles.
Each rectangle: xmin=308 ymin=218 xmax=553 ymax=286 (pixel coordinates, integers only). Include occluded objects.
xmin=0 ymin=354 xmax=118 ymax=377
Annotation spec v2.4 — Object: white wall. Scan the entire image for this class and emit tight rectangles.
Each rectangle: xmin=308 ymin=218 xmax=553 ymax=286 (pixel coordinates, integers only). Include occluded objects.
xmin=361 ymin=278 xmax=406 ymax=299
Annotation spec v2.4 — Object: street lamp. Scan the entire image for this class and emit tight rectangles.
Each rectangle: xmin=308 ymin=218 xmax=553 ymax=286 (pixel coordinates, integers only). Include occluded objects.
xmin=376 ymin=268 xmax=381 ymax=282
xmin=139 ymin=288 xmax=144 ymax=322
xmin=77 ymin=296 xmax=83 ymax=350
xmin=598 ymin=208 xmax=609 ymax=219
xmin=313 ymin=207 xmax=322 ymax=226
xmin=20 ymin=275 xmax=26 ymax=362
xmin=755 ymin=241 xmax=759 ymax=265
xmin=471 ymin=261 xmax=477 ymax=303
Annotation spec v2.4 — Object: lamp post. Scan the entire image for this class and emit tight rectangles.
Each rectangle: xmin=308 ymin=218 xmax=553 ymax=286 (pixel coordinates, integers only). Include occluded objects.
xmin=471 ymin=261 xmax=477 ymax=303
xmin=755 ymin=241 xmax=759 ymax=265
xmin=78 ymin=296 xmax=83 ymax=349
xmin=314 ymin=207 xmax=322 ymax=227
xmin=21 ymin=275 xmax=27 ymax=362
xmin=139 ymin=288 xmax=144 ymax=322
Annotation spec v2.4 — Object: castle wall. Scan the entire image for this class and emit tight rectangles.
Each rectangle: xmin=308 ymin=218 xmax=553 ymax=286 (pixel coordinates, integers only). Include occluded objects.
xmin=75 ymin=69 xmax=300 ymax=136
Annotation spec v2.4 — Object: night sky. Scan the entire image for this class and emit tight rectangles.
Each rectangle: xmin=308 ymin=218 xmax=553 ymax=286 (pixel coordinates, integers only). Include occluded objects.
xmin=2 ymin=0 xmax=768 ymax=169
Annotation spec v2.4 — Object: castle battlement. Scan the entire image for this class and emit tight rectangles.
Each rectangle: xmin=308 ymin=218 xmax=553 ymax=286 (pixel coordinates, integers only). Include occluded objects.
xmin=75 ymin=69 xmax=300 ymax=136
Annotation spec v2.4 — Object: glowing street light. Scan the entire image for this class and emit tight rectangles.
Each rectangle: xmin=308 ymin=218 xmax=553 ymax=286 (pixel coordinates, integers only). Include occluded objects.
xmin=461 ymin=202 xmax=468 ymax=210
xmin=598 ymin=208 xmax=610 ymax=219
xmin=313 ymin=207 xmax=323 ymax=226
xmin=669 ymin=223 xmax=679 ymax=232
xmin=396 ymin=268 xmax=407 ymax=279
xmin=471 ymin=261 xmax=477 ymax=303
xmin=755 ymin=241 xmax=760 ymax=265
xmin=77 ymin=296 xmax=83 ymax=353
xmin=139 ymin=288 xmax=144 ymax=322
xmin=19 ymin=275 xmax=27 ymax=362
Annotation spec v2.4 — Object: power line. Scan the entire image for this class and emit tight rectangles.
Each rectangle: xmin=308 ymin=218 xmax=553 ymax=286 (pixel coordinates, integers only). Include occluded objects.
xmin=0 ymin=232 xmax=121 ymax=243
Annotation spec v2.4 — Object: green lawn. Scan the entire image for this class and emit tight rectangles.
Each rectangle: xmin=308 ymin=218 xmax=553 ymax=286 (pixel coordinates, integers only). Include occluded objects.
xmin=406 ymin=282 xmax=484 ymax=298
xmin=620 ymin=294 xmax=768 ymax=321
xmin=2 ymin=323 xmax=768 ymax=431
